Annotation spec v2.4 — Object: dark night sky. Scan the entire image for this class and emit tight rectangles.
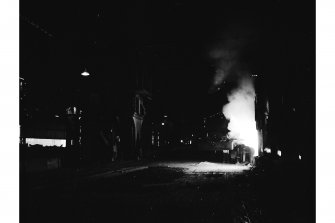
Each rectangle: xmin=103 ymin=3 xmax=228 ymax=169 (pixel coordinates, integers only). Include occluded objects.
xmin=20 ymin=0 xmax=315 ymax=122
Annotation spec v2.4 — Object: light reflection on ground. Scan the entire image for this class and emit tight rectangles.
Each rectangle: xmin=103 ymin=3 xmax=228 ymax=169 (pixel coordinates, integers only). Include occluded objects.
xmin=152 ymin=161 xmax=251 ymax=174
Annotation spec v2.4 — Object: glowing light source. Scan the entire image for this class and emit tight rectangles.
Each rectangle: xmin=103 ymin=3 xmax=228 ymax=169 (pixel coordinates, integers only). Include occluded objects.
xmin=161 ymin=122 xmax=165 ymax=126
xmin=81 ymin=69 xmax=90 ymax=76
xmin=66 ymin=106 xmax=78 ymax=115
xmin=180 ymin=140 xmax=183 ymax=143
xmin=226 ymin=115 xmax=259 ymax=155
xmin=277 ymin=150 xmax=282 ymax=157
xmin=26 ymin=138 xmax=66 ymax=147
xmin=299 ymin=155 xmax=302 ymax=160
xmin=222 ymin=78 xmax=259 ymax=156
xmin=264 ymin=148 xmax=271 ymax=153
xmin=158 ymin=161 xmax=251 ymax=173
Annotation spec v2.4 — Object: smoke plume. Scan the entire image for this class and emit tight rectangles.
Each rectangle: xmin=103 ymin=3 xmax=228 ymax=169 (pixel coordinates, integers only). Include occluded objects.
xmin=222 ymin=76 xmax=258 ymax=156
xmin=209 ymin=25 xmax=259 ymax=156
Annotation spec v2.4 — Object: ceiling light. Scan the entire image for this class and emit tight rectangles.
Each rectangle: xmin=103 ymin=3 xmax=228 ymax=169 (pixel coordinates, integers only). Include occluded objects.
xmin=81 ymin=69 xmax=90 ymax=76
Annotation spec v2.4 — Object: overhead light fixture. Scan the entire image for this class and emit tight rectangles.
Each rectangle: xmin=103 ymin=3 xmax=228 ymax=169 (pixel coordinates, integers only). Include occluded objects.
xmin=81 ymin=68 xmax=90 ymax=76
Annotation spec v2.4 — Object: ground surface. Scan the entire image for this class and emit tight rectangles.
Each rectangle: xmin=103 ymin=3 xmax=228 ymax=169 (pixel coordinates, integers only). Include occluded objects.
xmin=21 ymin=161 xmax=314 ymax=223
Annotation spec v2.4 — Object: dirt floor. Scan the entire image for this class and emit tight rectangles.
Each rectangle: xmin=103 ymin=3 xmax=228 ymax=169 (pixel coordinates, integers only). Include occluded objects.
xmin=21 ymin=161 xmax=314 ymax=223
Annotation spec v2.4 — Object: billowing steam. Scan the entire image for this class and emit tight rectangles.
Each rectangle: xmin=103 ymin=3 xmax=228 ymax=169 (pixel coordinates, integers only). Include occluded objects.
xmin=209 ymin=26 xmax=259 ymax=156
xmin=209 ymin=39 xmax=242 ymax=90
xmin=210 ymin=44 xmax=239 ymax=87
xmin=223 ymin=77 xmax=258 ymax=156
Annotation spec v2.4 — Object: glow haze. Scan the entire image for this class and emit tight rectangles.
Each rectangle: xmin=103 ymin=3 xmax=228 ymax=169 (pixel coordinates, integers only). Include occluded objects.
xmin=222 ymin=77 xmax=258 ymax=156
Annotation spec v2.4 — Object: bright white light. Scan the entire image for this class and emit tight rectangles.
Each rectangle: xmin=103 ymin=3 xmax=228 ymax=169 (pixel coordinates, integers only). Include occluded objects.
xmin=66 ymin=106 xmax=78 ymax=115
xmin=190 ymin=140 xmax=192 ymax=144
xmin=26 ymin=138 xmax=66 ymax=147
xmin=180 ymin=140 xmax=183 ymax=143
xmin=164 ymin=115 xmax=168 ymax=118
xmin=157 ymin=161 xmax=251 ymax=173
xmin=55 ymin=115 xmax=59 ymax=118
xmin=299 ymin=155 xmax=302 ymax=160
xmin=81 ymin=71 xmax=90 ymax=76
xmin=277 ymin=150 xmax=282 ymax=157
xmin=161 ymin=122 xmax=165 ymax=126
xmin=264 ymin=148 xmax=271 ymax=153
xmin=222 ymin=78 xmax=258 ymax=156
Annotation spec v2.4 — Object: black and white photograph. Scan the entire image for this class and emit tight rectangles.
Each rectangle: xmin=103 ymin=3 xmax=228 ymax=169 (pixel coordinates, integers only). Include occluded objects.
xmin=1 ymin=0 xmax=326 ymax=222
